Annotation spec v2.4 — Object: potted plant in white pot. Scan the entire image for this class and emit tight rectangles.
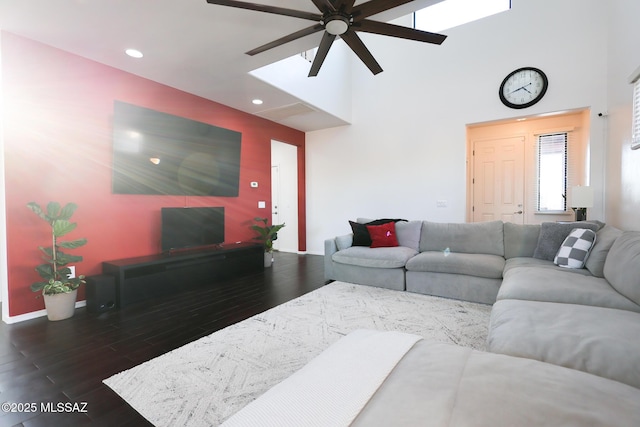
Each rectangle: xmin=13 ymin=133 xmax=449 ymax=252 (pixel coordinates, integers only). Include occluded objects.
xmin=251 ymin=217 xmax=285 ymax=268
xmin=27 ymin=201 xmax=87 ymax=321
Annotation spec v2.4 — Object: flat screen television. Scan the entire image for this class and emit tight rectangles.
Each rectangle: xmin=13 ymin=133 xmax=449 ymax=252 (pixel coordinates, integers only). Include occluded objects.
xmin=112 ymin=101 xmax=242 ymax=196
xmin=161 ymin=207 xmax=225 ymax=252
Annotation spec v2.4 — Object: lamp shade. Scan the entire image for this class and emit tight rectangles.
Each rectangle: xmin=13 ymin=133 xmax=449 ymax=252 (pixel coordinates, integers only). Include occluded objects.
xmin=571 ymin=186 xmax=593 ymax=208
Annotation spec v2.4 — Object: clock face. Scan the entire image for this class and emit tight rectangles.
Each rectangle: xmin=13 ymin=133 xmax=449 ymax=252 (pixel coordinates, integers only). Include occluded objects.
xmin=499 ymin=67 xmax=548 ymax=109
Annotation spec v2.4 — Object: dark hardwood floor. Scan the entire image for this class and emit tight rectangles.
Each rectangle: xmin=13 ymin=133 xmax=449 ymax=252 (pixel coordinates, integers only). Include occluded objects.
xmin=0 ymin=252 xmax=326 ymax=426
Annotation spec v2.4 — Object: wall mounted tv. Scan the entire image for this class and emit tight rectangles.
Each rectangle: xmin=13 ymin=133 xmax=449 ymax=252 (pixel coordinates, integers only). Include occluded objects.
xmin=161 ymin=207 xmax=225 ymax=252
xmin=112 ymin=101 xmax=242 ymax=196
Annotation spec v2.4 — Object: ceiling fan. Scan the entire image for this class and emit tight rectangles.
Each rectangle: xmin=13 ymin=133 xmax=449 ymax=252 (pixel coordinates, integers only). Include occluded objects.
xmin=205 ymin=0 xmax=447 ymax=76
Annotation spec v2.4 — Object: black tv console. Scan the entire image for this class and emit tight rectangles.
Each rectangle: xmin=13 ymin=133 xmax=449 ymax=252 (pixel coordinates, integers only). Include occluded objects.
xmin=102 ymin=242 xmax=264 ymax=308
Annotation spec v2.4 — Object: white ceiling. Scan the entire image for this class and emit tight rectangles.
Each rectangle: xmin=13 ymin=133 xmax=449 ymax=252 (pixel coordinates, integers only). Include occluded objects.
xmin=0 ymin=0 xmax=439 ymax=132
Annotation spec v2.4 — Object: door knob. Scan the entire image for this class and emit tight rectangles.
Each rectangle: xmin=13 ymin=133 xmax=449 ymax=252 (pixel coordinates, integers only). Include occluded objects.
xmin=514 ymin=210 xmax=523 ymax=214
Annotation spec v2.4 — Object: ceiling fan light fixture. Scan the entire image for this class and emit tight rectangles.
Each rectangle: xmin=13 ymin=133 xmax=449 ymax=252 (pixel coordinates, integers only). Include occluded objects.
xmin=325 ymin=15 xmax=349 ymax=35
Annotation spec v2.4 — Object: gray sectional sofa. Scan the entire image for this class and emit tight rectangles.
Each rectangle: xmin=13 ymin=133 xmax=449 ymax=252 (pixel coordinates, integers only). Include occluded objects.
xmin=324 ymin=218 xmax=640 ymax=391
xmin=224 ymin=219 xmax=640 ymax=425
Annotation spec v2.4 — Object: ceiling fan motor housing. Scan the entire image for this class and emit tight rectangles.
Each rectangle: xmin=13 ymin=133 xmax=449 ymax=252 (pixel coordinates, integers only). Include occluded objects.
xmin=324 ymin=14 xmax=350 ymax=35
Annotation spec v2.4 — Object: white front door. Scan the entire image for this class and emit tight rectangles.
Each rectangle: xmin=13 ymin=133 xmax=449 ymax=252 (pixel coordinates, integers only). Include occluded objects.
xmin=271 ymin=140 xmax=298 ymax=253
xmin=472 ymin=136 xmax=525 ymax=224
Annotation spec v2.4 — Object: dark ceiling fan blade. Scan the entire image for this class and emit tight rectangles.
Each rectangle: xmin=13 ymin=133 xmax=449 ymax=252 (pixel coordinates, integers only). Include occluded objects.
xmin=206 ymin=0 xmax=322 ymax=22
xmin=308 ymin=32 xmax=336 ymax=76
xmin=351 ymin=0 xmax=414 ymax=22
xmin=338 ymin=0 xmax=357 ymax=13
xmin=340 ymin=30 xmax=383 ymax=75
xmin=354 ymin=20 xmax=447 ymax=44
xmin=310 ymin=0 xmax=336 ymax=13
xmin=246 ymin=23 xmax=324 ymax=55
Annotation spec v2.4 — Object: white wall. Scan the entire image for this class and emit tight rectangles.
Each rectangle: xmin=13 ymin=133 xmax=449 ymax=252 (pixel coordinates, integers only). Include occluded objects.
xmin=305 ymin=0 xmax=610 ymax=254
xmin=605 ymin=0 xmax=640 ymax=230
xmin=251 ymin=42 xmax=353 ymax=123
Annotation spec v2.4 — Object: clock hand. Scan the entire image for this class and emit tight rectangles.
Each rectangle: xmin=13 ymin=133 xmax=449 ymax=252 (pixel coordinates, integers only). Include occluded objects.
xmin=508 ymin=82 xmax=533 ymax=95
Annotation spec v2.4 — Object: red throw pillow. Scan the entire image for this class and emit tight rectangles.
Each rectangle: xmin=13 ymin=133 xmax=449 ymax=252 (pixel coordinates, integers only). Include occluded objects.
xmin=366 ymin=222 xmax=399 ymax=248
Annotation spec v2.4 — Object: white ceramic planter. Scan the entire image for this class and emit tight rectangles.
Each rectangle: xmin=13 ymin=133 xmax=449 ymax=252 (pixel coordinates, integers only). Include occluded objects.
xmin=43 ymin=289 xmax=78 ymax=321
xmin=264 ymin=252 xmax=273 ymax=268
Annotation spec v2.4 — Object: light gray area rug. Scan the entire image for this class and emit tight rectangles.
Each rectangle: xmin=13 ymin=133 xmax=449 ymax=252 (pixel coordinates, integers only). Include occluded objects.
xmin=104 ymin=282 xmax=492 ymax=426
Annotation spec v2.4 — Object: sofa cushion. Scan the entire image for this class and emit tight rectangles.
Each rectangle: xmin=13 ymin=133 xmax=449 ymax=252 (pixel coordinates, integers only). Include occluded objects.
xmin=487 ymin=299 xmax=640 ymax=389
xmin=351 ymin=340 xmax=640 ymax=427
xmin=498 ymin=266 xmax=640 ymax=312
xmin=419 ymin=220 xmax=504 ymax=256
xmin=405 ymin=251 xmax=505 ymax=279
xmin=367 ymin=222 xmax=399 ymax=248
xmin=603 ymin=231 xmax=640 ymax=306
xmin=395 ymin=220 xmax=422 ymax=252
xmin=335 ymin=234 xmax=353 ymax=251
xmin=503 ymin=222 xmax=540 ymax=259
xmin=332 ymin=246 xmax=418 ymax=269
xmin=503 ymin=257 xmax=592 ymax=276
xmin=533 ymin=222 xmax=600 ymax=261
xmin=553 ymin=228 xmax=596 ymax=269
xmin=586 ymin=225 xmax=623 ymax=277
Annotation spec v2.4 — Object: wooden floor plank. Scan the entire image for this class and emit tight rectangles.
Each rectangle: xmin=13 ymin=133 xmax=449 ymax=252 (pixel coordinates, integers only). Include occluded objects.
xmin=0 ymin=252 xmax=325 ymax=426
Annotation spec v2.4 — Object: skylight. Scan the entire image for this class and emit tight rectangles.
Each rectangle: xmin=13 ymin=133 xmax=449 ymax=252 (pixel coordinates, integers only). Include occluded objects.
xmin=414 ymin=0 xmax=511 ymax=32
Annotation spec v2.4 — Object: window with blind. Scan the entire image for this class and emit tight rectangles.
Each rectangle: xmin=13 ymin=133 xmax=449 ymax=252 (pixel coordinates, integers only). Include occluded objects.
xmin=414 ymin=0 xmax=510 ymax=32
xmin=631 ymin=70 xmax=640 ymax=150
xmin=537 ymin=133 xmax=569 ymax=213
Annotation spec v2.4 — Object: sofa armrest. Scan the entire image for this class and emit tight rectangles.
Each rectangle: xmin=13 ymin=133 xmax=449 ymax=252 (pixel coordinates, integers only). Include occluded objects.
xmin=324 ymin=238 xmax=339 ymax=280
xmin=324 ymin=234 xmax=355 ymax=280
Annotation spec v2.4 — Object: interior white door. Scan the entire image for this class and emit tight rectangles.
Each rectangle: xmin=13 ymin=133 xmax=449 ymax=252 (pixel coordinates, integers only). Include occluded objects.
xmin=271 ymin=164 xmax=281 ymax=251
xmin=473 ymin=136 xmax=525 ymax=224
xmin=271 ymin=140 xmax=298 ymax=253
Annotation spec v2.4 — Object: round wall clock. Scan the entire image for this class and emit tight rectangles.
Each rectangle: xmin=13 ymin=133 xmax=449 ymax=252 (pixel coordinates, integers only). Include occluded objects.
xmin=499 ymin=67 xmax=548 ymax=109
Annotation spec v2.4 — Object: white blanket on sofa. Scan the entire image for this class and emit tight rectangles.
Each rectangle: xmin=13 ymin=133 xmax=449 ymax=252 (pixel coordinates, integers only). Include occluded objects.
xmin=220 ymin=329 xmax=421 ymax=427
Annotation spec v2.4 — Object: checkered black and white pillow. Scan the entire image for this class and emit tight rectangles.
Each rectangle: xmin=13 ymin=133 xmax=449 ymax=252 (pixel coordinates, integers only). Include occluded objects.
xmin=554 ymin=228 xmax=597 ymax=269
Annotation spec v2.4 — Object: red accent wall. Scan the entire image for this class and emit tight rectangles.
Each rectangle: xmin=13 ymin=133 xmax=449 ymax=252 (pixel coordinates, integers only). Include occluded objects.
xmin=1 ymin=32 xmax=306 ymax=318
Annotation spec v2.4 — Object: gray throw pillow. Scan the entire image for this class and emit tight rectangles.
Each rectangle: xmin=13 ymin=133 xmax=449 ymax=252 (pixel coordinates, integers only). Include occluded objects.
xmin=533 ymin=222 xmax=600 ymax=261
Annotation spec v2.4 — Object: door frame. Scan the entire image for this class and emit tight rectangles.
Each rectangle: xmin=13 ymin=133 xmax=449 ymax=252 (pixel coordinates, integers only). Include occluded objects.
xmin=466 ymin=110 xmax=590 ymax=224
xmin=270 ymin=140 xmax=299 ymax=253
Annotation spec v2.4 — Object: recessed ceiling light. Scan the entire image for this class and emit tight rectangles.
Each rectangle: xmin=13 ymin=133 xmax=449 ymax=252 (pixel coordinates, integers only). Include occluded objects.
xmin=125 ymin=49 xmax=144 ymax=58
xmin=252 ymin=99 xmax=263 ymax=105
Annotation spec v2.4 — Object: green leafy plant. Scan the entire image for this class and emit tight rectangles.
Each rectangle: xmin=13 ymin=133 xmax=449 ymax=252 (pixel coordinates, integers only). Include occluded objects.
xmin=251 ymin=217 xmax=285 ymax=253
xmin=27 ymin=202 xmax=87 ymax=295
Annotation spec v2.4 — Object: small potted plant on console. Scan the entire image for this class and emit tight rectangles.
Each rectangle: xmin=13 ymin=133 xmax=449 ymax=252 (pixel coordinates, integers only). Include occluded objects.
xmin=251 ymin=217 xmax=285 ymax=268
xmin=27 ymin=201 xmax=87 ymax=321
